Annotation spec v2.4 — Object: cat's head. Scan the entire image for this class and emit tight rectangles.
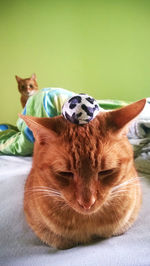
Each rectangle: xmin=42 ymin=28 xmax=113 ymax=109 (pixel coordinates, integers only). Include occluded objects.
xmin=15 ymin=74 xmax=38 ymax=96
xmin=20 ymin=99 xmax=145 ymax=215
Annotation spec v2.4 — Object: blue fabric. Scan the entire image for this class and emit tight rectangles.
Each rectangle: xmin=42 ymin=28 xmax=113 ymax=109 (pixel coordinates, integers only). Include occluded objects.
xmin=43 ymin=88 xmax=74 ymax=117
xmin=24 ymin=127 xmax=35 ymax=143
xmin=0 ymin=124 xmax=9 ymax=131
xmin=22 ymin=107 xmax=27 ymax=115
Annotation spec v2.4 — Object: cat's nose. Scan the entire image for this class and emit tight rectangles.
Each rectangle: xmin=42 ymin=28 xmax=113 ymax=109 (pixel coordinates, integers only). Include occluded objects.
xmin=77 ymin=196 xmax=96 ymax=210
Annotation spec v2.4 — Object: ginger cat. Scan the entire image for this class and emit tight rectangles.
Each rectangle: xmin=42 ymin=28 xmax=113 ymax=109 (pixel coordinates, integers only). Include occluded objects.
xmin=15 ymin=74 xmax=38 ymax=108
xmin=20 ymin=99 xmax=146 ymax=249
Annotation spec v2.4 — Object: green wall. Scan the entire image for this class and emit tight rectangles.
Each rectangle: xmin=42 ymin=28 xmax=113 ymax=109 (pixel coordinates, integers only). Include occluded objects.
xmin=0 ymin=0 xmax=150 ymax=124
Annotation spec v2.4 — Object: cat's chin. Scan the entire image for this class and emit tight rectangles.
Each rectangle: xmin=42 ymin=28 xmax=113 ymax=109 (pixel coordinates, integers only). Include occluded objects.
xmin=28 ymin=90 xmax=37 ymax=96
xmin=71 ymin=205 xmax=100 ymax=216
xmin=22 ymin=90 xmax=37 ymax=97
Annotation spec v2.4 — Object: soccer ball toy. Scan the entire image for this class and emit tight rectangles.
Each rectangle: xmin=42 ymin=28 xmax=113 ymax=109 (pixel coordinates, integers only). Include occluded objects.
xmin=62 ymin=93 xmax=103 ymax=125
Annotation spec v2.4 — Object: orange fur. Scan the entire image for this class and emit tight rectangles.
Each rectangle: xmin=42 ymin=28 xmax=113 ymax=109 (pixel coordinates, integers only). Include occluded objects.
xmin=15 ymin=74 xmax=38 ymax=108
xmin=20 ymin=99 xmax=146 ymax=249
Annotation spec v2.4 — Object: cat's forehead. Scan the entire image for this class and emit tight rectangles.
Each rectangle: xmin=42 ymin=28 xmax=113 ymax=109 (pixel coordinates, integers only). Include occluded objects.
xmin=64 ymin=114 xmax=107 ymax=141
xmin=24 ymin=78 xmax=33 ymax=83
xmin=19 ymin=78 xmax=34 ymax=83
xmin=62 ymin=118 xmax=128 ymax=170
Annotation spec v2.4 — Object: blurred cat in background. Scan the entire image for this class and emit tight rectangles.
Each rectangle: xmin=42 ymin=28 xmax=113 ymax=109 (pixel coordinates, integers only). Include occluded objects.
xmin=15 ymin=73 xmax=38 ymax=108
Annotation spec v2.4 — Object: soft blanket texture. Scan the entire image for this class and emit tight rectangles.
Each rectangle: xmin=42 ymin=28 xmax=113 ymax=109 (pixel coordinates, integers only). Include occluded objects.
xmin=0 ymin=156 xmax=150 ymax=266
xmin=128 ymin=98 xmax=150 ymax=175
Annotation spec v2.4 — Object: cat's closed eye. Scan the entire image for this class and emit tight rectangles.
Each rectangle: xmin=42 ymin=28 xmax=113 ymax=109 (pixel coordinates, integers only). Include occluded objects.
xmin=98 ymin=168 xmax=115 ymax=179
xmin=58 ymin=171 xmax=74 ymax=179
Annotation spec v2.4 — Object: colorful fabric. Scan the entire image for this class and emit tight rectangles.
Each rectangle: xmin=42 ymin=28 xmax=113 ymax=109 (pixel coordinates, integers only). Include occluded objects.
xmin=0 ymin=88 xmax=128 ymax=156
xmin=0 ymin=88 xmax=74 ymax=156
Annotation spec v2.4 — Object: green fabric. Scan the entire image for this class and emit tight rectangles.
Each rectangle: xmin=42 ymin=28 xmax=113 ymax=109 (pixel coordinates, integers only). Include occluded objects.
xmin=97 ymin=99 xmax=129 ymax=110
xmin=0 ymin=88 xmax=128 ymax=156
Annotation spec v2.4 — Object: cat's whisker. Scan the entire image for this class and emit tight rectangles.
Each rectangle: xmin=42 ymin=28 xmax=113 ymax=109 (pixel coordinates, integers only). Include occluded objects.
xmin=110 ymin=193 xmax=128 ymax=199
xmin=106 ymin=181 xmax=141 ymax=202
xmin=25 ymin=189 xmax=63 ymax=199
xmin=111 ymin=185 xmax=140 ymax=194
xmin=37 ymin=187 xmax=60 ymax=191
xmin=25 ymin=186 xmax=60 ymax=191
xmin=26 ymin=186 xmax=61 ymax=192
xmin=111 ymin=186 xmax=139 ymax=195
xmin=111 ymin=184 xmax=140 ymax=195
xmin=25 ymin=190 xmax=61 ymax=196
xmin=29 ymin=194 xmax=53 ymax=201
xmin=25 ymin=192 xmax=64 ymax=202
xmin=111 ymin=190 xmax=130 ymax=195
xmin=111 ymin=177 xmax=142 ymax=192
xmin=25 ymin=186 xmax=62 ymax=196
xmin=25 ymin=191 xmax=62 ymax=198
xmin=31 ymin=194 xmax=64 ymax=201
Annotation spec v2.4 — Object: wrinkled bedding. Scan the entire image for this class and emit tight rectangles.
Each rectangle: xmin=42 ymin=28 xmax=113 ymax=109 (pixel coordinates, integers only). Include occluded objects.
xmin=0 ymin=156 xmax=150 ymax=266
xmin=0 ymin=88 xmax=150 ymax=160
xmin=0 ymin=88 xmax=128 ymax=156
xmin=0 ymin=88 xmax=74 ymax=156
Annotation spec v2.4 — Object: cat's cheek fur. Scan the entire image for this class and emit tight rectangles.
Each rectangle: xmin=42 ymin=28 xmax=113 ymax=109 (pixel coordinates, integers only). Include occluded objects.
xmin=112 ymin=184 xmax=142 ymax=236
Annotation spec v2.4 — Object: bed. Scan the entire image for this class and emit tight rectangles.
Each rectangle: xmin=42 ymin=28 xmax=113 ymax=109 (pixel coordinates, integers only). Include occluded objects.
xmin=0 ymin=92 xmax=150 ymax=265
xmin=0 ymin=154 xmax=150 ymax=266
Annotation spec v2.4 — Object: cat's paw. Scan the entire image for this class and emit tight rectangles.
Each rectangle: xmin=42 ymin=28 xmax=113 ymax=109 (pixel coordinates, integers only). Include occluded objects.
xmin=53 ymin=238 xmax=76 ymax=250
xmin=42 ymin=229 xmax=76 ymax=249
xmin=112 ymin=224 xmax=131 ymax=236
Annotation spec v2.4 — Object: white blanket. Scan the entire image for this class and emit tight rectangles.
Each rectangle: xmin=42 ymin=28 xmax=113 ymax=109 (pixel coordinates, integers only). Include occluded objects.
xmin=0 ymin=156 xmax=150 ymax=266
xmin=128 ymin=99 xmax=150 ymax=164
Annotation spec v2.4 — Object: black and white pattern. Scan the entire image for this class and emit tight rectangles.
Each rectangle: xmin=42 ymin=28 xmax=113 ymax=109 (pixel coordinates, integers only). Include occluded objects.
xmin=62 ymin=94 xmax=103 ymax=124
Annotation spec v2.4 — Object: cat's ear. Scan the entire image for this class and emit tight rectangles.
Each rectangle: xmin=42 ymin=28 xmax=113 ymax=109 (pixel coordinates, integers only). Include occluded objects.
xmin=15 ymin=75 xmax=22 ymax=83
xmin=31 ymin=73 xmax=36 ymax=80
xmin=19 ymin=114 xmax=66 ymax=144
xmin=105 ymin=99 xmax=146 ymax=135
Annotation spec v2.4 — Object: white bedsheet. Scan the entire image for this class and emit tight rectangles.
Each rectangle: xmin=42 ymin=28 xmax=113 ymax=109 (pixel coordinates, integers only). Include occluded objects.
xmin=0 ymin=156 xmax=150 ymax=266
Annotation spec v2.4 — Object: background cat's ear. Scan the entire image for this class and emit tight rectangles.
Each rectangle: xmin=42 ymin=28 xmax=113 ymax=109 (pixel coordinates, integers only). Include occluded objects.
xmin=106 ymin=99 xmax=146 ymax=135
xmin=19 ymin=114 xmax=66 ymax=144
xmin=31 ymin=73 xmax=36 ymax=80
xmin=15 ymin=75 xmax=22 ymax=83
